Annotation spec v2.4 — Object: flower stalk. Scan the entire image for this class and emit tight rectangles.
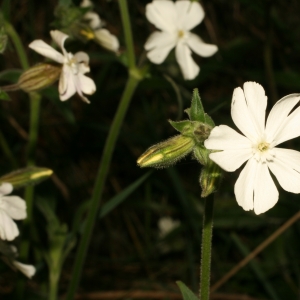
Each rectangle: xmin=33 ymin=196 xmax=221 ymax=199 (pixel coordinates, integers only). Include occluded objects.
xmin=199 ymin=194 xmax=214 ymax=300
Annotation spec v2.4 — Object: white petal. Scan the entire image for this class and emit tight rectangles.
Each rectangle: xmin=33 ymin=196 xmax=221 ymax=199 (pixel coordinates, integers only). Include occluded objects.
xmin=268 ymin=99 xmax=300 ymax=146
xmin=266 ymin=94 xmax=300 ymax=143
xmin=0 ymin=210 xmax=19 ymax=241
xmin=174 ymin=1 xmax=204 ymax=31
xmin=209 ymin=149 xmax=253 ymax=172
xmin=58 ymin=66 xmax=76 ymax=101
xmin=145 ymin=31 xmax=176 ymax=64
xmin=1 ymin=196 xmax=26 ymax=220
xmin=234 ymin=158 xmax=257 ymax=212
xmin=231 ymin=86 xmax=263 ymax=142
xmin=145 ymin=0 xmax=176 ymax=32
xmin=74 ymin=51 xmax=90 ymax=65
xmin=81 ymin=0 xmax=92 ymax=7
xmin=205 ymin=125 xmax=252 ymax=150
xmin=84 ymin=12 xmax=101 ymax=29
xmin=94 ymin=29 xmax=119 ymax=52
xmin=50 ymin=30 xmax=69 ymax=57
xmin=0 ymin=183 xmax=13 ymax=196
xmin=13 ymin=261 xmax=36 ymax=278
xmin=175 ymin=42 xmax=199 ymax=80
xmin=243 ymin=82 xmax=267 ymax=135
xmin=187 ymin=33 xmax=218 ymax=57
xmin=28 ymin=40 xmax=64 ymax=64
xmin=253 ymin=162 xmax=278 ymax=215
xmin=268 ymin=148 xmax=300 ymax=193
xmin=75 ymin=73 xmax=96 ymax=103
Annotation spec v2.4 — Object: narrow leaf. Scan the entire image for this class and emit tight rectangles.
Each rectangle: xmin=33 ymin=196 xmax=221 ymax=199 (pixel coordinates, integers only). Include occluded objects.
xmin=176 ymin=281 xmax=199 ymax=300
xmin=99 ymin=171 xmax=153 ymax=218
xmin=0 ymin=89 xmax=10 ymax=101
xmin=190 ymin=89 xmax=205 ymax=122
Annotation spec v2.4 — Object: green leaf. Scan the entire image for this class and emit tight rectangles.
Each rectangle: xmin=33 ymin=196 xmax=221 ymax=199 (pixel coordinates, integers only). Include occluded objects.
xmin=169 ymin=120 xmax=192 ymax=134
xmin=190 ymin=89 xmax=205 ymax=122
xmin=0 ymin=89 xmax=10 ymax=101
xmin=176 ymin=281 xmax=199 ymax=300
xmin=99 ymin=171 xmax=153 ymax=218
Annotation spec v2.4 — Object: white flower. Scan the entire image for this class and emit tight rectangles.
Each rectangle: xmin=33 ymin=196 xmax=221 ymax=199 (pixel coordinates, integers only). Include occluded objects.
xmin=29 ymin=30 xmax=96 ymax=103
xmin=158 ymin=217 xmax=180 ymax=239
xmin=80 ymin=0 xmax=119 ymax=53
xmin=144 ymin=0 xmax=218 ymax=80
xmin=0 ymin=183 xmax=26 ymax=241
xmin=205 ymin=82 xmax=300 ymax=215
xmin=12 ymin=261 xmax=36 ymax=278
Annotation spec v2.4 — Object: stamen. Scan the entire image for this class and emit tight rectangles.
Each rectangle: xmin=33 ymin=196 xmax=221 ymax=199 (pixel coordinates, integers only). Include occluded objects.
xmin=178 ymin=30 xmax=184 ymax=38
xmin=257 ymin=142 xmax=270 ymax=152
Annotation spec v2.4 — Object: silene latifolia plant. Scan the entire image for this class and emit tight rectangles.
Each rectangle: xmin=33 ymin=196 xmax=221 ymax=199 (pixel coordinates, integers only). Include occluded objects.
xmin=138 ymin=81 xmax=300 ymax=300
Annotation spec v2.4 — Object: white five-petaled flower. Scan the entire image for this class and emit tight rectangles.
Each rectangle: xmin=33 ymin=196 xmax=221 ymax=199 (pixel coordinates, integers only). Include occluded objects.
xmin=205 ymin=82 xmax=300 ymax=215
xmin=0 ymin=183 xmax=26 ymax=241
xmin=145 ymin=0 xmax=218 ymax=80
xmin=29 ymin=30 xmax=96 ymax=103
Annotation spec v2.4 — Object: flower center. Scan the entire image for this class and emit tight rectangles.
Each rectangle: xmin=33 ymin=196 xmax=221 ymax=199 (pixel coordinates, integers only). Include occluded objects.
xmin=253 ymin=140 xmax=274 ymax=163
xmin=257 ymin=142 xmax=270 ymax=152
xmin=178 ymin=30 xmax=185 ymax=38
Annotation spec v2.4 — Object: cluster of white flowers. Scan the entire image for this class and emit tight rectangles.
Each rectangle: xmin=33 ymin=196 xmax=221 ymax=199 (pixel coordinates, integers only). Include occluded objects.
xmin=145 ymin=0 xmax=218 ymax=80
xmin=81 ymin=0 xmax=119 ymax=53
xmin=205 ymin=82 xmax=300 ymax=215
xmin=0 ymin=183 xmax=35 ymax=278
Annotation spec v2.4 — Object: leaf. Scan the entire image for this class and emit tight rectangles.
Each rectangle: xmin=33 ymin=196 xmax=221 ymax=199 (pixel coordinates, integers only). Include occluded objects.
xmin=99 ymin=171 xmax=153 ymax=218
xmin=190 ymin=89 xmax=205 ymax=122
xmin=176 ymin=281 xmax=199 ymax=300
xmin=0 ymin=89 xmax=10 ymax=101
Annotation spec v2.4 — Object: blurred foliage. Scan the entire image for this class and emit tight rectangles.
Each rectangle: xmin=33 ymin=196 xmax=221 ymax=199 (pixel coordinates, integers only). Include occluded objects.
xmin=0 ymin=0 xmax=300 ymax=299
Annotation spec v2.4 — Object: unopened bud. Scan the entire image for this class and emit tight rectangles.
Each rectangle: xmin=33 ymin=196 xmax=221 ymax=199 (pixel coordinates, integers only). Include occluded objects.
xmin=200 ymin=158 xmax=222 ymax=197
xmin=0 ymin=167 xmax=53 ymax=189
xmin=137 ymin=135 xmax=195 ymax=168
xmin=18 ymin=63 xmax=61 ymax=93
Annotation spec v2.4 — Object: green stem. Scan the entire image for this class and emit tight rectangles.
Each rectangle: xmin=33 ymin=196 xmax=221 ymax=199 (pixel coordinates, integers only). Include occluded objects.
xmin=66 ymin=2 xmax=140 ymax=298
xmin=49 ymin=270 xmax=60 ymax=300
xmin=4 ymin=21 xmax=29 ymax=70
xmin=118 ymin=0 xmax=136 ymax=69
xmin=0 ymin=129 xmax=18 ymax=168
xmin=66 ymin=74 xmax=140 ymax=300
xmin=199 ymin=194 xmax=214 ymax=300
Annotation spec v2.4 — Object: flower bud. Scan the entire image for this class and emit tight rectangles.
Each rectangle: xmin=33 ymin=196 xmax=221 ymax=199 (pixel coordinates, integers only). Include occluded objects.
xmin=0 ymin=167 xmax=53 ymax=189
xmin=200 ymin=158 xmax=223 ymax=197
xmin=18 ymin=63 xmax=61 ymax=93
xmin=137 ymin=135 xmax=195 ymax=168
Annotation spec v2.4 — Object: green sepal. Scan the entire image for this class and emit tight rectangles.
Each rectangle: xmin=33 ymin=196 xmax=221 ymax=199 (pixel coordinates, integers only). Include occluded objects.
xmin=204 ymin=113 xmax=215 ymax=127
xmin=176 ymin=281 xmax=199 ymax=300
xmin=0 ymin=167 xmax=53 ymax=189
xmin=190 ymin=89 xmax=205 ymax=122
xmin=193 ymin=145 xmax=209 ymax=165
xmin=184 ymin=107 xmax=191 ymax=119
xmin=0 ymin=89 xmax=10 ymax=101
xmin=169 ymin=120 xmax=193 ymax=135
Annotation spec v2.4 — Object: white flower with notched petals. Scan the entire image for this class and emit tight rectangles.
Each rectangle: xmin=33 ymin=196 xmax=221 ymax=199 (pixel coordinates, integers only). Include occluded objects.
xmin=145 ymin=0 xmax=218 ymax=80
xmin=0 ymin=183 xmax=26 ymax=241
xmin=29 ymin=30 xmax=96 ymax=103
xmin=13 ymin=261 xmax=36 ymax=278
xmin=205 ymin=82 xmax=300 ymax=215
